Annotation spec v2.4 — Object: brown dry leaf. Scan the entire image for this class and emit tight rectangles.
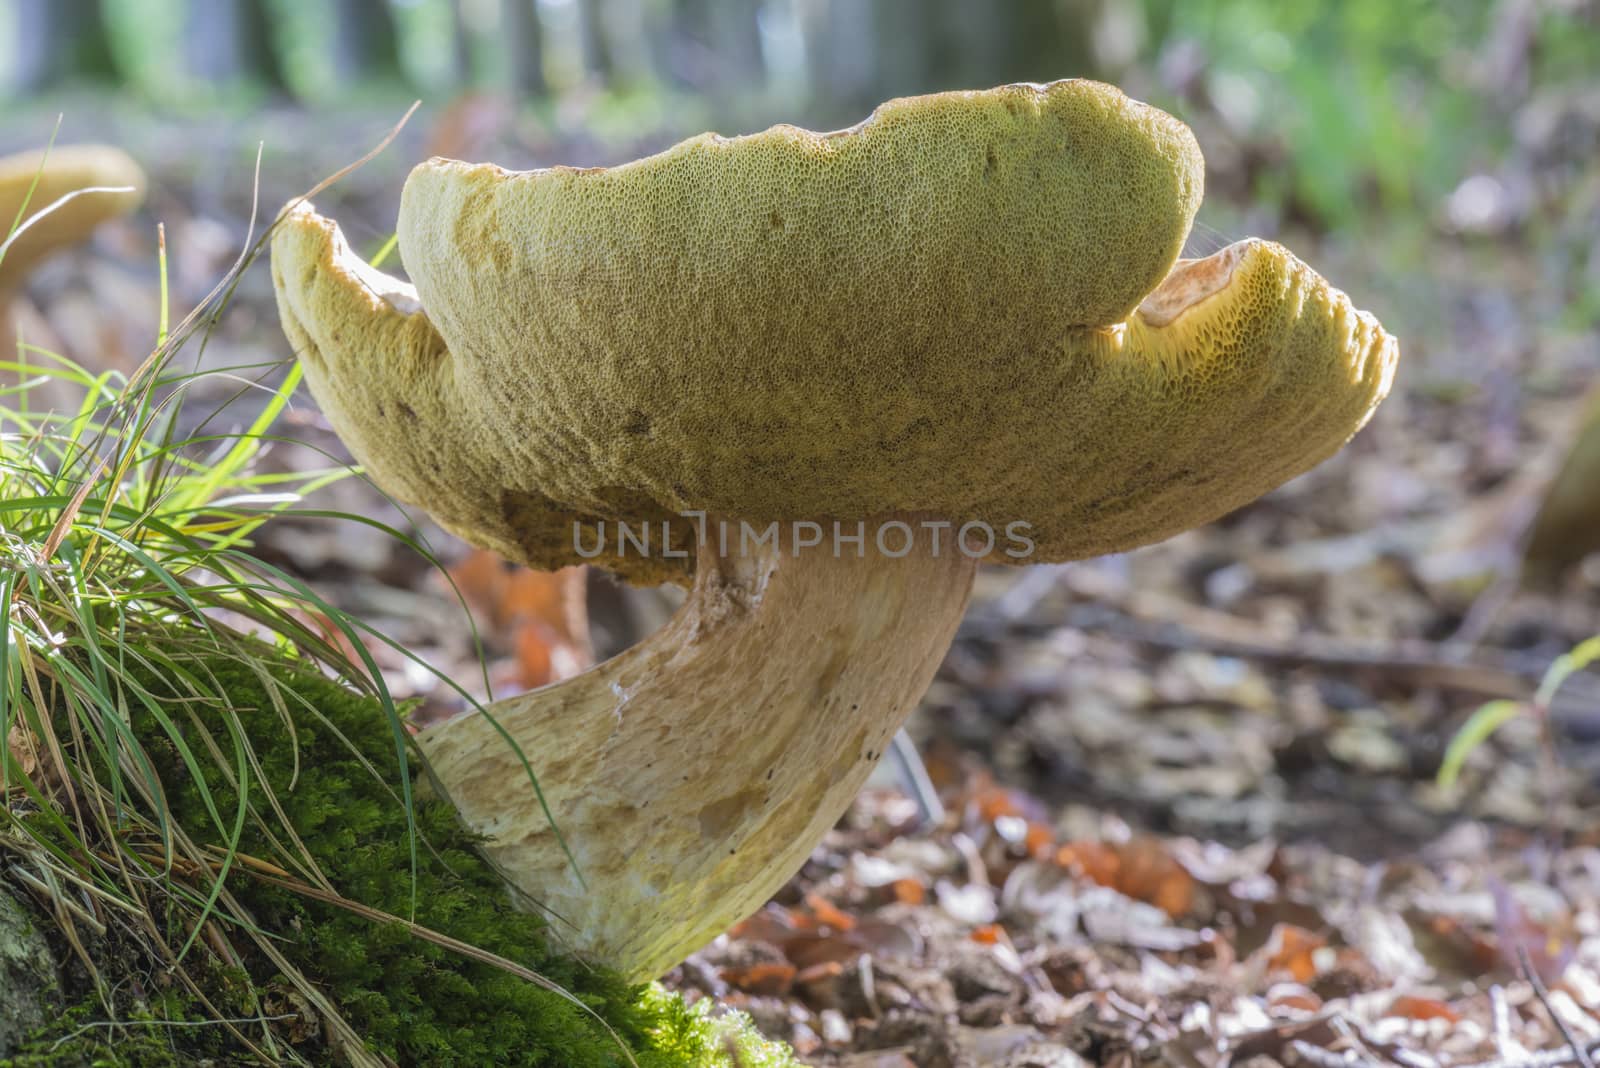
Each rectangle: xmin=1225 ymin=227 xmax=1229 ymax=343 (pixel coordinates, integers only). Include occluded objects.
xmin=1411 ymin=911 xmax=1503 ymax=979
xmin=5 ymin=720 xmax=39 ymax=783
xmin=1259 ymin=923 xmax=1328 ymax=983
xmin=890 ymin=878 xmax=925 ymax=905
xmin=1116 ymin=837 xmax=1197 ymax=917
xmin=804 ymin=892 xmax=858 ymax=933
xmin=1056 ymin=841 xmax=1121 ymax=888
xmin=1055 ymin=838 xmax=1195 ymax=917
xmin=449 ymin=552 xmax=592 ymax=688
xmin=4 ymin=718 xmax=67 ymax=799
xmin=1384 ymin=994 xmax=1462 ymax=1023
xmin=261 ymin=981 xmax=321 ymax=1045
xmin=720 ymin=961 xmax=797 ymax=997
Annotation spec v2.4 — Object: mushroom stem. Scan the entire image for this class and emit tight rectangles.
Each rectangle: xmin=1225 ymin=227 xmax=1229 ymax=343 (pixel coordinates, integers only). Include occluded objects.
xmin=415 ymin=519 xmax=977 ymax=980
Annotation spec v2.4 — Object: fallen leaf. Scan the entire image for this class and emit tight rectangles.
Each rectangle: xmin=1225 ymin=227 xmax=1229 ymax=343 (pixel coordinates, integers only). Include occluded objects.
xmin=1384 ymin=994 xmax=1462 ymax=1023
xmin=890 ymin=878 xmax=925 ymax=905
xmin=720 ymin=961 xmax=796 ymax=996
xmin=1260 ymin=923 xmax=1328 ymax=984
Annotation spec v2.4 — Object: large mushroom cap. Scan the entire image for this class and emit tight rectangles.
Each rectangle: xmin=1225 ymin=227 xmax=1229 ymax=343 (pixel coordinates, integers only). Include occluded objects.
xmin=0 ymin=146 xmax=146 ymax=293
xmin=274 ymin=79 xmax=1395 ymax=582
xmin=273 ymin=79 xmax=1401 ymax=979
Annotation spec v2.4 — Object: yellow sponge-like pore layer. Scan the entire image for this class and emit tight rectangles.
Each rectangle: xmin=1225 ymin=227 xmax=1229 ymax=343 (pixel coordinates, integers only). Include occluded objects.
xmin=0 ymin=146 xmax=145 ymax=293
xmin=272 ymin=80 xmax=1396 ymax=581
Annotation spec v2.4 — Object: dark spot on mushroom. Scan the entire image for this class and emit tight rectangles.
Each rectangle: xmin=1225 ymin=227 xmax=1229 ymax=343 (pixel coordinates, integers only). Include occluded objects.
xmin=376 ymin=401 xmax=387 ymax=418
xmin=623 ymin=410 xmax=652 ymax=437
xmin=768 ymin=210 xmax=783 ymax=230
xmin=983 ymin=145 xmax=998 ymax=179
xmin=397 ymin=402 xmax=418 ymax=421
xmin=698 ymin=787 xmax=763 ymax=839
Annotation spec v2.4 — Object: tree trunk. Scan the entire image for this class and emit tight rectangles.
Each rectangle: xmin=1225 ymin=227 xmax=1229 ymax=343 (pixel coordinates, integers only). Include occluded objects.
xmin=800 ymin=0 xmax=877 ymax=120
xmin=575 ymin=0 xmax=614 ymax=83
xmin=665 ymin=0 xmax=764 ymax=91
xmin=503 ymin=0 xmax=547 ymax=97
xmin=12 ymin=0 xmax=118 ymax=90
xmin=184 ymin=0 xmax=287 ymax=90
xmin=332 ymin=0 xmax=405 ymax=85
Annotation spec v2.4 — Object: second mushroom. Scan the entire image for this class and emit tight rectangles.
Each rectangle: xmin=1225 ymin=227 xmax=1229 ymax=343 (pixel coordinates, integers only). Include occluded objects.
xmin=272 ymin=80 xmax=1397 ymax=980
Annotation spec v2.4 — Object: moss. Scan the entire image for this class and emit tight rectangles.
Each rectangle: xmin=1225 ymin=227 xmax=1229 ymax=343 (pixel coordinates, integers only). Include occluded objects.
xmin=0 ymin=1002 xmax=191 ymax=1067
xmin=119 ymin=655 xmax=791 ymax=1067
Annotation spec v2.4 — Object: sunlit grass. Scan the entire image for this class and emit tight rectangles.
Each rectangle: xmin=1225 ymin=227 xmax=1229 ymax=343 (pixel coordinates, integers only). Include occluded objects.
xmin=0 ymin=229 xmax=435 ymax=1055
xmin=0 ymin=145 xmax=590 ymax=1064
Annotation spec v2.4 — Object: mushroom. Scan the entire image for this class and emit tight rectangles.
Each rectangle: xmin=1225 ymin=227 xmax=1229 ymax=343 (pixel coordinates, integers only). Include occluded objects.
xmin=0 ymin=145 xmax=145 ymax=294
xmin=271 ymin=79 xmax=1397 ymax=979
xmin=0 ymin=145 xmax=146 ymax=392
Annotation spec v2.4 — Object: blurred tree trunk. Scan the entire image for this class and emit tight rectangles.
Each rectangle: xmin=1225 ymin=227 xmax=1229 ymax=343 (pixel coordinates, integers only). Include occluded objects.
xmin=665 ymin=0 xmax=764 ymax=91
xmin=711 ymin=0 xmax=765 ymax=87
xmin=332 ymin=0 xmax=405 ymax=85
xmin=870 ymin=0 xmax=936 ymax=97
xmin=575 ymin=0 xmax=614 ymax=83
xmin=503 ymin=0 xmax=547 ymax=97
xmin=450 ymin=0 xmax=475 ymax=86
xmin=986 ymin=0 xmax=1107 ymax=83
xmin=13 ymin=0 xmax=118 ymax=90
xmin=184 ymin=0 xmax=287 ymax=89
xmin=799 ymin=0 xmax=877 ymax=119
xmin=933 ymin=1 xmax=1012 ymax=89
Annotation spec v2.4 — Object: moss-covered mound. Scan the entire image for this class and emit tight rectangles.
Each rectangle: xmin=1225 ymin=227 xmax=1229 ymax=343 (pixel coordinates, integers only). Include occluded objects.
xmin=9 ymin=652 xmax=792 ymax=1067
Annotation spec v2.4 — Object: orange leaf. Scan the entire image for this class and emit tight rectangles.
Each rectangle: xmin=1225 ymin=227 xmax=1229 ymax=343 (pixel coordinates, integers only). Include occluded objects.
xmin=1385 ymin=995 xmax=1461 ymax=1023
xmin=1117 ymin=838 xmax=1196 ymax=918
xmin=804 ymin=893 xmax=857 ymax=932
xmin=512 ymin=622 xmax=556 ymax=688
xmin=973 ymin=785 xmax=1023 ymax=822
xmin=890 ymin=878 xmax=925 ymax=905
xmin=720 ymin=961 xmax=797 ymax=996
xmin=1057 ymin=841 xmax=1121 ymax=888
xmin=970 ymin=923 xmax=1007 ymax=945
xmin=449 ymin=552 xmax=594 ymax=687
xmin=1263 ymin=923 xmax=1327 ymax=984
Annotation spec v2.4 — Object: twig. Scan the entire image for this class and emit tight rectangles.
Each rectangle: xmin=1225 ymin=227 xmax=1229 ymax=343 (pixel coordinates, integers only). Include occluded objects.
xmin=1490 ymin=984 xmax=1522 ymax=1064
xmin=1519 ymin=946 xmax=1597 ymax=1068
xmin=49 ymin=1013 xmax=302 ymax=1053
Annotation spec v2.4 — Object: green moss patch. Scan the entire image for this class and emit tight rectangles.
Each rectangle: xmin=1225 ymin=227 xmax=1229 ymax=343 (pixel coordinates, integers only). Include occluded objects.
xmin=15 ymin=650 xmax=792 ymax=1067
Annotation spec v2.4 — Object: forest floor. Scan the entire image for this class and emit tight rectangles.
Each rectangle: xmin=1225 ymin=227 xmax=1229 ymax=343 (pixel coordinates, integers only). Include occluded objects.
xmin=3 ymin=99 xmax=1598 ymax=1067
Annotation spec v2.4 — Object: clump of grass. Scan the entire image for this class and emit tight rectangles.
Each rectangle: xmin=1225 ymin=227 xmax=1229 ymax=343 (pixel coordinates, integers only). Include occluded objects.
xmin=0 ymin=156 xmax=793 ymax=1065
